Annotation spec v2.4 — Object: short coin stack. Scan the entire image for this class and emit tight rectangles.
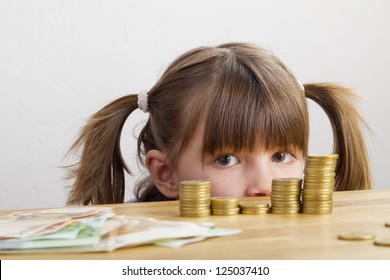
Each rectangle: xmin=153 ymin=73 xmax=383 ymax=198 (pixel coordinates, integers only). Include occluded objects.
xmin=302 ymin=154 xmax=338 ymax=214
xmin=179 ymin=180 xmax=211 ymax=217
xmin=211 ymin=197 xmax=240 ymax=215
xmin=239 ymin=201 xmax=270 ymax=215
xmin=270 ymin=178 xmax=302 ymax=214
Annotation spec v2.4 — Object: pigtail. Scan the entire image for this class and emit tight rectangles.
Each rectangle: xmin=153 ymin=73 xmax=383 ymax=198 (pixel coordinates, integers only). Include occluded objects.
xmin=304 ymin=83 xmax=371 ymax=191
xmin=67 ymin=94 xmax=139 ymax=205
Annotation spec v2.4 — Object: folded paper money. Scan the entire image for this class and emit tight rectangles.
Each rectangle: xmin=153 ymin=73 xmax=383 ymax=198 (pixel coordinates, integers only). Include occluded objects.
xmin=0 ymin=207 xmax=240 ymax=254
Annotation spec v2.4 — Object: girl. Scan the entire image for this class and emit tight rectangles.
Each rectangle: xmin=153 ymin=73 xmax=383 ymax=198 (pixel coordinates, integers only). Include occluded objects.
xmin=66 ymin=42 xmax=371 ymax=205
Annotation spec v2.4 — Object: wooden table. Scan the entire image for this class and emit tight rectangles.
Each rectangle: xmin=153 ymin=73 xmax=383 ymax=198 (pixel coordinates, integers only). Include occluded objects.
xmin=1 ymin=189 xmax=390 ymax=260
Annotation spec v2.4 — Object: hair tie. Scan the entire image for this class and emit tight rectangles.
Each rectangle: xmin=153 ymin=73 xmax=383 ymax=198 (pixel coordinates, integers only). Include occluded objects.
xmin=137 ymin=91 xmax=149 ymax=113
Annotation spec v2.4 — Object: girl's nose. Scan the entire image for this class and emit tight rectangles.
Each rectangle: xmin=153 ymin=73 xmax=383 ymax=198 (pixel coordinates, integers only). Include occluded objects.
xmin=246 ymin=184 xmax=272 ymax=196
xmin=245 ymin=165 xmax=273 ymax=196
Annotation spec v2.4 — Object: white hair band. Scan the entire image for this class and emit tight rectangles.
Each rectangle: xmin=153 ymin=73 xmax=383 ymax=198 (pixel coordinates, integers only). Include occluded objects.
xmin=137 ymin=91 xmax=149 ymax=113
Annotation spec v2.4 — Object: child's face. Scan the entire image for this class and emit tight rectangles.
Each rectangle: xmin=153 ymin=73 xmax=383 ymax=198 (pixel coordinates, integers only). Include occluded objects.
xmin=174 ymin=125 xmax=303 ymax=197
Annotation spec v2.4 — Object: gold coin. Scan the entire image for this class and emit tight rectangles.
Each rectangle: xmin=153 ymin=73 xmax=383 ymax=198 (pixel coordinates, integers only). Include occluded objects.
xmin=272 ymin=178 xmax=303 ymax=183
xmin=305 ymin=160 xmax=337 ymax=165
xmin=302 ymin=190 xmax=334 ymax=196
xmin=180 ymin=209 xmax=210 ymax=214
xmin=302 ymin=194 xmax=333 ymax=199
xmin=239 ymin=201 xmax=270 ymax=209
xmin=337 ymin=231 xmax=375 ymax=241
xmin=212 ymin=209 xmax=240 ymax=215
xmin=302 ymin=189 xmax=334 ymax=194
xmin=303 ymin=202 xmax=332 ymax=206
xmin=211 ymin=207 xmax=240 ymax=211
xmin=271 ymin=205 xmax=301 ymax=210
xmin=374 ymin=238 xmax=390 ymax=246
xmin=212 ymin=208 xmax=239 ymax=213
xmin=304 ymin=175 xmax=336 ymax=180
xmin=180 ymin=213 xmax=211 ymax=217
xmin=179 ymin=196 xmax=210 ymax=201
xmin=211 ymin=197 xmax=239 ymax=202
xmin=180 ymin=185 xmax=210 ymax=190
xmin=304 ymin=177 xmax=335 ymax=182
xmin=271 ymin=209 xmax=300 ymax=214
xmin=179 ymin=194 xmax=210 ymax=199
xmin=271 ymin=193 xmax=301 ymax=198
xmin=302 ymin=201 xmax=333 ymax=207
xmin=179 ymin=201 xmax=211 ymax=206
xmin=306 ymin=160 xmax=337 ymax=164
xmin=180 ymin=203 xmax=210 ymax=208
xmin=272 ymin=183 xmax=302 ymax=188
xmin=303 ymin=180 xmax=335 ymax=185
xmin=179 ymin=210 xmax=211 ymax=214
xmin=303 ymin=185 xmax=335 ymax=190
xmin=180 ymin=192 xmax=210 ymax=196
xmin=302 ymin=210 xmax=332 ymax=215
xmin=271 ymin=195 xmax=301 ymax=201
xmin=179 ymin=194 xmax=210 ymax=198
xmin=302 ymin=198 xmax=333 ymax=203
xmin=271 ymin=204 xmax=301 ymax=209
xmin=304 ymin=166 xmax=336 ymax=171
xmin=272 ymin=187 xmax=301 ymax=192
xmin=241 ymin=210 xmax=269 ymax=215
xmin=179 ymin=203 xmax=210 ymax=208
xmin=180 ymin=180 xmax=211 ymax=186
xmin=212 ymin=212 xmax=239 ymax=216
xmin=211 ymin=197 xmax=239 ymax=206
xmin=212 ymin=208 xmax=240 ymax=212
xmin=180 ymin=188 xmax=210 ymax=193
xmin=271 ymin=207 xmax=301 ymax=212
xmin=307 ymin=154 xmax=339 ymax=160
xmin=271 ymin=191 xmax=301 ymax=196
xmin=303 ymin=184 xmax=335 ymax=189
xmin=304 ymin=165 xmax=336 ymax=170
xmin=179 ymin=206 xmax=210 ymax=210
xmin=179 ymin=190 xmax=210 ymax=195
xmin=180 ymin=187 xmax=210 ymax=191
xmin=271 ymin=199 xmax=301 ymax=204
xmin=302 ymin=207 xmax=333 ymax=213
xmin=272 ymin=190 xmax=301 ymax=195
xmin=302 ymin=211 xmax=332 ymax=214
xmin=271 ymin=207 xmax=301 ymax=211
xmin=302 ymin=205 xmax=333 ymax=210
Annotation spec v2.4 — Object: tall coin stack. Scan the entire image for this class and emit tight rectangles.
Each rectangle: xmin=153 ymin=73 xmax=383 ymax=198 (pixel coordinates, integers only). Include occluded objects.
xmin=271 ymin=178 xmax=302 ymax=214
xmin=211 ymin=197 xmax=240 ymax=215
xmin=302 ymin=154 xmax=338 ymax=214
xmin=179 ymin=180 xmax=211 ymax=217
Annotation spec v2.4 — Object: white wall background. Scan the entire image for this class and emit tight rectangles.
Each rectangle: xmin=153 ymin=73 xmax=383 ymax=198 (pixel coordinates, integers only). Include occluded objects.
xmin=1 ymin=0 xmax=389 ymax=210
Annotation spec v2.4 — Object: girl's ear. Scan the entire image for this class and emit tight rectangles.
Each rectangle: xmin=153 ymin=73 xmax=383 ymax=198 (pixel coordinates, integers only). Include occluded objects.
xmin=145 ymin=149 xmax=179 ymax=199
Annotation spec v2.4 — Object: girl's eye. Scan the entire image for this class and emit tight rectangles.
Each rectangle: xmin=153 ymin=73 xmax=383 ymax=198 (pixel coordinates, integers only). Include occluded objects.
xmin=272 ymin=152 xmax=293 ymax=163
xmin=215 ymin=154 xmax=239 ymax=167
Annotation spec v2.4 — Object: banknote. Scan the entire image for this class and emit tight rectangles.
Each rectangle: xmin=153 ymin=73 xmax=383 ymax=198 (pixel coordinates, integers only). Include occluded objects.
xmin=154 ymin=227 xmax=242 ymax=248
xmin=0 ymin=207 xmax=114 ymax=239
xmin=0 ymin=215 xmax=241 ymax=253
xmin=0 ymin=212 xmax=113 ymax=250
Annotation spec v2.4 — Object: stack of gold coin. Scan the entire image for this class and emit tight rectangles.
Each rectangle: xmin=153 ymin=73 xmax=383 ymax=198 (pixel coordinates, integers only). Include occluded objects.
xmin=179 ymin=180 xmax=211 ymax=217
xmin=302 ymin=154 xmax=338 ymax=214
xmin=239 ymin=201 xmax=270 ymax=215
xmin=270 ymin=178 xmax=302 ymax=214
xmin=211 ymin=197 xmax=240 ymax=215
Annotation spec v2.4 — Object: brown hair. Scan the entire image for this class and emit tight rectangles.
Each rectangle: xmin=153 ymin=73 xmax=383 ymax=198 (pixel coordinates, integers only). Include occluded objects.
xmin=66 ymin=42 xmax=371 ymax=205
